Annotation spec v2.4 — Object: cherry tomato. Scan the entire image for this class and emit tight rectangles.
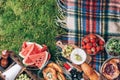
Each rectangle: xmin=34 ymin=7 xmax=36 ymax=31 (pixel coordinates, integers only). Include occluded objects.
xmin=86 ymin=43 xmax=92 ymax=49
xmin=99 ymin=40 xmax=104 ymax=46
xmin=83 ymin=37 xmax=90 ymax=43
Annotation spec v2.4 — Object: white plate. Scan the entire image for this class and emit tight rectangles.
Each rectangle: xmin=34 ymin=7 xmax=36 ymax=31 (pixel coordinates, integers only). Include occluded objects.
xmin=70 ymin=48 xmax=87 ymax=65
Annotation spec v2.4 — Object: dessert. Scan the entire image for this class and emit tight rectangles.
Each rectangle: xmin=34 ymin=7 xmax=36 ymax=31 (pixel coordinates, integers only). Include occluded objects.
xmin=101 ymin=58 xmax=120 ymax=80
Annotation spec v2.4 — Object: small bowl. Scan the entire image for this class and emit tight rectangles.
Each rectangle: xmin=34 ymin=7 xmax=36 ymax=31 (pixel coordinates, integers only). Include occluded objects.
xmin=105 ymin=37 xmax=120 ymax=57
xmin=100 ymin=57 xmax=120 ymax=80
xmin=70 ymin=48 xmax=87 ymax=65
xmin=81 ymin=34 xmax=105 ymax=55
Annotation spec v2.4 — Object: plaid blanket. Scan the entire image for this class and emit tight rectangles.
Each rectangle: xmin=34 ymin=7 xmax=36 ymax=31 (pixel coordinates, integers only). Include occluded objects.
xmin=56 ymin=0 xmax=120 ymax=72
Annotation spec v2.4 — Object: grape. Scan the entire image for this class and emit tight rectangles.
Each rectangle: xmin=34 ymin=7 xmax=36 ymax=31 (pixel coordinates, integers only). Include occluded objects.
xmin=70 ymin=69 xmax=83 ymax=80
xmin=15 ymin=73 xmax=31 ymax=80
xmin=77 ymin=72 xmax=82 ymax=80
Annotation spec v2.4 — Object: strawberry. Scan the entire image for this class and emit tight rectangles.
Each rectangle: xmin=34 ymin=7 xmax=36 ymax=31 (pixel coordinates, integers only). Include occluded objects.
xmin=82 ymin=45 xmax=86 ymax=49
xmin=86 ymin=43 xmax=92 ymax=49
xmin=83 ymin=37 xmax=90 ymax=43
xmin=89 ymin=34 xmax=97 ymax=39
xmin=93 ymin=43 xmax=97 ymax=47
xmin=90 ymin=38 xmax=96 ymax=43
xmin=91 ymin=47 xmax=96 ymax=52
xmin=96 ymin=46 xmax=100 ymax=52
xmin=99 ymin=40 xmax=105 ymax=46
xmin=81 ymin=41 xmax=85 ymax=46
xmin=86 ymin=49 xmax=92 ymax=54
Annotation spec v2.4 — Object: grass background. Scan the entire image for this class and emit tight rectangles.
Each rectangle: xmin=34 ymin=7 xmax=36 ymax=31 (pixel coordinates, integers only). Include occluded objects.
xmin=0 ymin=0 xmax=65 ymax=57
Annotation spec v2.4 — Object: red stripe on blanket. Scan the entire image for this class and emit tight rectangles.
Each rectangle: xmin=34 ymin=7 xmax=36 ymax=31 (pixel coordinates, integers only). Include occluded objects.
xmin=86 ymin=0 xmax=90 ymax=33
xmin=93 ymin=1 xmax=97 ymax=33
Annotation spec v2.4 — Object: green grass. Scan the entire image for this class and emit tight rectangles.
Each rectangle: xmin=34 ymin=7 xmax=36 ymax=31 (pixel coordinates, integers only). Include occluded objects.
xmin=0 ymin=0 xmax=65 ymax=57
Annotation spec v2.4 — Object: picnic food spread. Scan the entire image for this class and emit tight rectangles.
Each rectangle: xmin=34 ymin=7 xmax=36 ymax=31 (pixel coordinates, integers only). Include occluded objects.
xmin=0 ymin=0 xmax=120 ymax=80
xmin=0 ymin=34 xmax=120 ymax=80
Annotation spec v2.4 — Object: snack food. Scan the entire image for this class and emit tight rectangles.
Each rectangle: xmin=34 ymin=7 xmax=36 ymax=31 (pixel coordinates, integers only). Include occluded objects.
xmin=57 ymin=72 xmax=66 ymax=80
xmin=82 ymin=34 xmax=105 ymax=55
xmin=42 ymin=62 xmax=66 ymax=80
xmin=101 ymin=58 xmax=120 ymax=80
xmin=62 ymin=45 xmax=74 ymax=58
xmin=47 ymin=62 xmax=63 ymax=73
xmin=81 ymin=62 xmax=100 ymax=80
xmin=43 ymin=67 xmax=57 ymax=80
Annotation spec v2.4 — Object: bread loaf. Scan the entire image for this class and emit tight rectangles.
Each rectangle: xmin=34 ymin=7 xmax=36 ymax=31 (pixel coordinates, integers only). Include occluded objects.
xmin=81 ymin=63 xmax=99 ymax=80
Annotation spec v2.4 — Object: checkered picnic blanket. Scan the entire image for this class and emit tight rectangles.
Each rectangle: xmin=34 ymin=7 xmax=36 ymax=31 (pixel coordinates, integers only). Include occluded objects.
xmin=56 ymin=0 xmax=120 ymax=72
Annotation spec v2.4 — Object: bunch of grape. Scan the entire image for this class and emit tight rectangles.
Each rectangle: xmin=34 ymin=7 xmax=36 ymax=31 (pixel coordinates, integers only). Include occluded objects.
xmin=16 ymin=73 xmax=31 ymax=80
xmin=70 ymin=69 xmax=82 ymax=80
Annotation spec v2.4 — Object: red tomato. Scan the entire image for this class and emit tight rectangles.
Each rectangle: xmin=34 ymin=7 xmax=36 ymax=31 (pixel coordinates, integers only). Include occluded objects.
xmin=89 ymin=34 xmax=97 ymax=39
xmin=86 ymin=43 xmax=92 ymax=49
xmin=83 ymin=37 xmax=90 ymax=43
xmin=99 ymin=40 xmax=104 ymax=46
xmin=90 ymin=38 xmax=96 ymax=43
